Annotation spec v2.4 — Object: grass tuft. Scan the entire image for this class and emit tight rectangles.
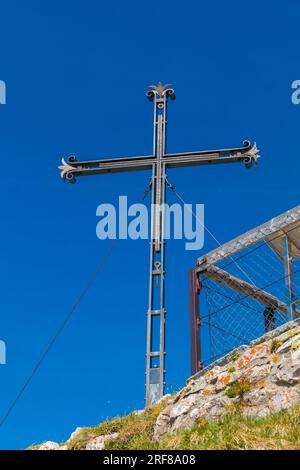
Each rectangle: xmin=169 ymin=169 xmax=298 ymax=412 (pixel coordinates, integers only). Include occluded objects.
xmin=270 ymin=339 xmax=282 ymax=353
xmin=230 ymin=352 xmax=239 ymax=362
xmin=158 ymin=405 xmax=300 ymax=450
xmin=67 ymin=400 xmax=168 ymax=450
xmin=224 ymin=378 xmax=251 ymax=399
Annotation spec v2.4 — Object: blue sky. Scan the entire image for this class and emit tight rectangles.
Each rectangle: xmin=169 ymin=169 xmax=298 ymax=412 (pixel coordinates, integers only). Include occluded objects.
xmin=0 ymin=0 xmax=300 ymax=449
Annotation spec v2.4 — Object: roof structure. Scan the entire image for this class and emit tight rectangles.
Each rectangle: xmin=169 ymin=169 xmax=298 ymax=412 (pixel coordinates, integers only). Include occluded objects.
xmin=197 ymin=205 xmax=300 ymax=272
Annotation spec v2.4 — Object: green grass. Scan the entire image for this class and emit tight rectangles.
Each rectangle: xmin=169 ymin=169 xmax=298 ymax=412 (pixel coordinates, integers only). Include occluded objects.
xmin=230 ymin=352 xmax=239 ymax=362
xmin=157 ymin=405 xmax=300 ymax=450
xmin=67 ymin=402 xmax=167 ymax=450
xmin=32 ymin=399 xmax=300 ymax=450
xmin=27 ymin=443 xmax=45 ymax=450
xmin=66 ymin=401 xmax=300 ymax=451
xmin=270 ymin=339 xmax=282 ymax=353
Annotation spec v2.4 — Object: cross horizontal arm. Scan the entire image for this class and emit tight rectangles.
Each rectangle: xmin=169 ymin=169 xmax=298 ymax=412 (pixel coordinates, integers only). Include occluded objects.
xmin=59 ymin=141 xmax=260 ymax=184
xmin=59 ymin=154 xmax=156 ymax=183
xmin=163 ymin=141 xmax=260 ymax=170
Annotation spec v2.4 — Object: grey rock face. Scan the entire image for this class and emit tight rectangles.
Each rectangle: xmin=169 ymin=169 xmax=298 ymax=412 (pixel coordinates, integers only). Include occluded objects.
xmin=38 ymin=441 xmax=67 ymax=451
xmin=36 ymin=432 xmax=119 ymax=451
xmin=153 ymin=321 xmax=300 ymax=440
xmin=67 ymin=427 xmax=83 ymax=443
xmin=85 ymin=432 xmax=119 ymax=450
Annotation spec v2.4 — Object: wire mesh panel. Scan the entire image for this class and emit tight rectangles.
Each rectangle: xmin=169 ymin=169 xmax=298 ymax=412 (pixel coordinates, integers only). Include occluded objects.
xmin=196 ymin=206 xmax=300 ymax=367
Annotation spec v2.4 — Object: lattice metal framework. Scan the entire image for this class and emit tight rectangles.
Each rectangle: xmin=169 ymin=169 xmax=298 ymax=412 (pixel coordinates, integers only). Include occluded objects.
xmin=191 ymin=206 xmax=300 ymax=368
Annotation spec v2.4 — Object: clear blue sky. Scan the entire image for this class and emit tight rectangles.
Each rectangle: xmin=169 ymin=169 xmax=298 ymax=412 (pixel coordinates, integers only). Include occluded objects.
xmin=0 ymin=0 xmax=300 ymax=450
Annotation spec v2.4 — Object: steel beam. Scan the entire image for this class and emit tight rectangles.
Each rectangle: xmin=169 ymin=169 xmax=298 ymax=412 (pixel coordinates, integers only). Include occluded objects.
xmin=145 ymin=92 xmax=167 ymax=405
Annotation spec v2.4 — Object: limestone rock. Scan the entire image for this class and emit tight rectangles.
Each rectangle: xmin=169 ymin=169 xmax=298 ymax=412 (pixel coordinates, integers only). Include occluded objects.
xmin=154 ymin=319 xmax=300 ymax=440
xmin=67 ymin=427 xmax=83 ymax=443
xmin=270 ymin=354 xmax=300 ymax=385
xmin=156 ymin=393 xmax=173 ymax=405
xmin=85 ymin=432 xmax=119 ymax=450
xmin=38 ymin=441 xmax=67 ymax=451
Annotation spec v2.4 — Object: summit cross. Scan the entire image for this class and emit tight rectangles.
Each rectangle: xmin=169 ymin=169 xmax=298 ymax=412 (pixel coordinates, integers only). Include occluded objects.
xmin=59 ymin=82 xmax=260 ymax=404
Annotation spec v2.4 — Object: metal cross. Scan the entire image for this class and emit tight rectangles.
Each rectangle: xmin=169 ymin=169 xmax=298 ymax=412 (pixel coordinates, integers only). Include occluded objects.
xmin=59 ymin=82 xmax=260 ymax=405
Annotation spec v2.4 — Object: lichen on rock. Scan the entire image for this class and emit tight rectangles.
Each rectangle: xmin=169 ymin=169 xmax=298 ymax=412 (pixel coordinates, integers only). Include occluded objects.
xmin=153 ymin=319 xmax=300 ymax=440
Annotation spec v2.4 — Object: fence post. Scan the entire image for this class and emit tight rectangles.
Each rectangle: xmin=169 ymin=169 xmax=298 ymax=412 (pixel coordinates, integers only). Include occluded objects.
xmin=283 ymin=236 xmax=295 ymax=321
xmin=188 ymin=269 xmax=203 ymax=375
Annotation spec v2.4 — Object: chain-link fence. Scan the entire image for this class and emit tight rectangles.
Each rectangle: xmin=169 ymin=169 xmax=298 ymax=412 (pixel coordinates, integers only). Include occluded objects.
xmin=196 ymin=206 xmax=300 ymax=367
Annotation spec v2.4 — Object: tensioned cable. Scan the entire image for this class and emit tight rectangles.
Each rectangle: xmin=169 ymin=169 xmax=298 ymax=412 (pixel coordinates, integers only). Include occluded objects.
xmin=197 ymin=319 xmax=250 ymax=367
xmin=200 ymin=267 xmax=300 ymax=321
xmin=218 ymin=221 xmax=300 ymax=274
xmin=202 ymin=281 xmax=264 ymax=316
xmin=165 ymin=178 xmax=256 ymax=286
xmin=166 ymin=178 xmax=300 ymax=319
xmin=199 ymin=223 xmax=300 ymax=320
xmin=3 ymin=180 xmax=299 ymax=426
xmin=166 ymin=178 xmax=300 ymax=290
xmin=0 ymin=239 xmax=118 ymax=428
xmin=199 ymin=220 xmax=300 ymax=316
xmin=0 ymin=184 xmax=153 ymax=429
xmin=201 ymin=318 xmax=249 ymax=344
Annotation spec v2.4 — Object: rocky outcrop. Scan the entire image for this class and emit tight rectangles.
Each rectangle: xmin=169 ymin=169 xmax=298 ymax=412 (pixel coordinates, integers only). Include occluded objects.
xmin=85 ymin=433 xmax=119 ymax=450
xmin=33 ymin=320 xmax=300 ymax=449
xmin=154 ymin=319 xmax=300 ymax=440
xmin=36 ymin=427 xmax=119 ymax=451
xmin=38 ymin=441 xmax=68 ymax=450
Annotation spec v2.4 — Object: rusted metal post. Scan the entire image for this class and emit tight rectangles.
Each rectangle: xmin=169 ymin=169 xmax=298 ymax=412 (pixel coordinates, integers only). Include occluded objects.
xmin=188 ymin=269 xmax=203 ymax=375
xmin=283 ymin=236 xmax=295 ymax=321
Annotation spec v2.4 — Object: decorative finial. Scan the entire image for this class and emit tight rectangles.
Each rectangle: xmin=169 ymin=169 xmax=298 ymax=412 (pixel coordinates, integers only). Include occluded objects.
xmin=58 ymin=157 xmax=77 ymax=183
xmin=149 ymin=82 xmax=171 ymax=98
xmin=243 ymin=142 xmax=260 ymax=169
xmin=146 ymin=82 xmax=175 ymax=101
xmin=248 ymin=142 xmax=260 ymax=163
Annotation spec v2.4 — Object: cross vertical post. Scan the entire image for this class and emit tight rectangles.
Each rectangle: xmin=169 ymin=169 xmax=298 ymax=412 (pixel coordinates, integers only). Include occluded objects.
xmin=58 ymin=82 xmax=260 ymax=406
xmin=145 ymin=85 xmax=173 ymax=404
